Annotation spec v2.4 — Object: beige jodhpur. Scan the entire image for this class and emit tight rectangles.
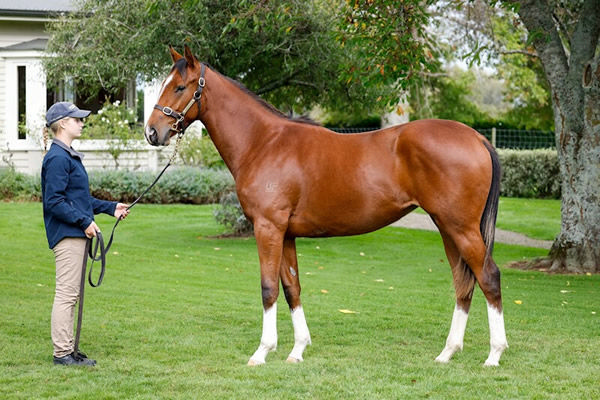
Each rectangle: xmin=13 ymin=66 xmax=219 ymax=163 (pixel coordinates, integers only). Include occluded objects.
xmin=51 ymin=237 xmax=87 ymax=358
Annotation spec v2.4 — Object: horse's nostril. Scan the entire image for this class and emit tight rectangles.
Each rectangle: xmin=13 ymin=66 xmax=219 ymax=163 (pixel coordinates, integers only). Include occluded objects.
xmin=145 ymin=127 xmax=159 ymax=145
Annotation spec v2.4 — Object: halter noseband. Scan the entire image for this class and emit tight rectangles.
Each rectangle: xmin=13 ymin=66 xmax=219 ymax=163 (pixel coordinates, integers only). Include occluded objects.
xmin=154 ymin=63 xmax=206 ymax=135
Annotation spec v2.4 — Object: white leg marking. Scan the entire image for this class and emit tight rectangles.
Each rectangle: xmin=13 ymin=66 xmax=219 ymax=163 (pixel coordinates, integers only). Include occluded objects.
xmin=484 ymin=301 xmax=508 ymax=366
xmin=248 ymin=303 xmax=278 ymax=366
xmin=435 ymin=304 xmax=469 ymax=363
xmin=287 ymin=306 xmax=312 ymax=363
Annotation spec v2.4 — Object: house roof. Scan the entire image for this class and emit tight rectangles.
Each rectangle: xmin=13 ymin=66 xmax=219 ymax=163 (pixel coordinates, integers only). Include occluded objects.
xmin=0 ymin=0 xmax=75 ymax=17
xmin=0 ymin=38 xmax=48 ymax=51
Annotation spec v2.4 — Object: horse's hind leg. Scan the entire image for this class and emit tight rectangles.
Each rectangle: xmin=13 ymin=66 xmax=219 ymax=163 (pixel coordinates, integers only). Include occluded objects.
xmin=451 ymin=228 xmax=508 ymax=366
xmin=280 ymin=238 xmax=311 ymax=363
xmin=436 ymin=230 xmax=475 ymax=363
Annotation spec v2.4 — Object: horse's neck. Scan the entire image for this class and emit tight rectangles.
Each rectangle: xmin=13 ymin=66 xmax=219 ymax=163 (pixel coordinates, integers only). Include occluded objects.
xmin=200 ymin=71 xmax=276 ymax=178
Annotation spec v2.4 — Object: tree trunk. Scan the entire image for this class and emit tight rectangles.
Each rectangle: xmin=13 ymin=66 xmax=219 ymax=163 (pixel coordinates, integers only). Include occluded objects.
xmin=550 ymin=56 xmax=600 ymax=272
xmin=516 ymin=0 xmax=600 ymax=273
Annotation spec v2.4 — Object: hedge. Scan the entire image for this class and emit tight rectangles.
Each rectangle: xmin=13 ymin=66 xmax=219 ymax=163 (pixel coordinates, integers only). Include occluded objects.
xmin=497 ymin=149 xmax=560 ymax=199
xmin=0 ymin=167 xmax=234 ymax=204
xmin=88 ymin=167 xmax=234 ymax=204
xmin=0 ymin=149 xmax=560 ymax=202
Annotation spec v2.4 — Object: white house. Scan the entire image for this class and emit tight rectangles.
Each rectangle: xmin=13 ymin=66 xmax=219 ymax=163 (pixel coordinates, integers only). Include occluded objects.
xmin=0 ymin=1 xmax=171 ymax=174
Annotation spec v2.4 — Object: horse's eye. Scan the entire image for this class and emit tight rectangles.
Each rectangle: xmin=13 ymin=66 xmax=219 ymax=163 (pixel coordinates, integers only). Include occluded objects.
xmin=175 ymin=85 xmax=186 ymax=92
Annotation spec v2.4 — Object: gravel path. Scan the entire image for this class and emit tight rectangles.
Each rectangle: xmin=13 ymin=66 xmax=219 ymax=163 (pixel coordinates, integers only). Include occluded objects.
xmin=391 ymin=213 xmax=552 ymax=249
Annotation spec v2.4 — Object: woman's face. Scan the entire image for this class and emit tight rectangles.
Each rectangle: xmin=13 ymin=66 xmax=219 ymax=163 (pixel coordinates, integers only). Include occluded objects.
xmin=60 ymin=117 xmax=84 ymax=139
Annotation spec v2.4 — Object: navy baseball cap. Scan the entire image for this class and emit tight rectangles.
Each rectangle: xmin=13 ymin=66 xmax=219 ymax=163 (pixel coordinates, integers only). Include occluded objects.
xmin=46 ymin=102 xmax=91 ymax=127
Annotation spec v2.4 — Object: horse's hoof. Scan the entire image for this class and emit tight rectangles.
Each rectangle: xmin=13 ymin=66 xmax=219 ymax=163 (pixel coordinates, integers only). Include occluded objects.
xmin=247 ymin=358 xmax=264 ymax=366
xmin=286 ymin=356 xmax=302 ymax=363
xmin=483 ymin=360 xmax=499 ymax=367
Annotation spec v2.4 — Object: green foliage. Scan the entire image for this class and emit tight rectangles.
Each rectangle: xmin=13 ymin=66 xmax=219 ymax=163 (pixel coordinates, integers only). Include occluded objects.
xmin=491 ymin=12 xmax=554 ymax=130
xmin=88 ymin=167 xmax=234 ymax=204
xmin=337 ymin=0 xmax=438 ymax=110
xmin=83 ymin=101 xmax=142 ymax=140
xmin=44 ymin=0 xmax=437 ymax=116
xmin=498 ymin=148 xmax=560 ymax=199
xmin=213 ymin=191 xmax=253 ymax=236
xmin=409 ymin=69 xmax=495 ymax=127
xmin=82 ymin=101 xmax=144 ymax=167
xmin=0 ymin=169 xmax=41 ymax=201
xmin=177 ymin=129 xmax=225 ymax=169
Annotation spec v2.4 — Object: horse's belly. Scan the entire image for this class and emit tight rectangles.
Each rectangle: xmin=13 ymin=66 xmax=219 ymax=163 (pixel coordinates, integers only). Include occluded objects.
xmin=287 ymin=202 xmax=415 ymax=238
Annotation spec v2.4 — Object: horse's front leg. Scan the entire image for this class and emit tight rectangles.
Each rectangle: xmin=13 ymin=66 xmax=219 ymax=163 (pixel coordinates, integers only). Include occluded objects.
xmin=248 ymin=219 xmax=285 ymax=366
xmin=280 ymin=238 xmax=311 ymax=363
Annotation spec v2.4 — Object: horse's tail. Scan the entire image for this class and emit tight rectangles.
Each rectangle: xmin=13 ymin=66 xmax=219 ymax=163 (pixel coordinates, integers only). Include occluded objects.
xmin=480 ymin=140 xmax=501 ymax=265
xmin=454 ymin=139 xmax=501 ymax=299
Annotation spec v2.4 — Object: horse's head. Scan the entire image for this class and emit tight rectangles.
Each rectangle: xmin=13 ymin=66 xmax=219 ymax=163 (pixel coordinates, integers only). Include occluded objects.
xmin=145 ymin=45 xmax=205 ymax=146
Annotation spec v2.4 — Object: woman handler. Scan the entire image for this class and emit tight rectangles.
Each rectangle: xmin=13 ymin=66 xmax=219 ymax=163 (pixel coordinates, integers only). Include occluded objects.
xmin=42 ymin=102 xmax=129 ymax=366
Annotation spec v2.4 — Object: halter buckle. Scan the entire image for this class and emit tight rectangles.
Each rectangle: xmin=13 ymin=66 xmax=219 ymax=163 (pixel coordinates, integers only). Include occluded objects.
xmin=162 ymin=106 xmax=174 ymax=116
xmin=198 ymin=77 xmax=206 ymax=87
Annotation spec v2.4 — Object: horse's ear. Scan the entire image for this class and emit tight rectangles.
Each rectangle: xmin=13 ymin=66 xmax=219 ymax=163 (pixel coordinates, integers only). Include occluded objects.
xmin=169 ymin=46 xmax=183 ymax=63
xmin=183 ymin=45 xmax=198 ymax=68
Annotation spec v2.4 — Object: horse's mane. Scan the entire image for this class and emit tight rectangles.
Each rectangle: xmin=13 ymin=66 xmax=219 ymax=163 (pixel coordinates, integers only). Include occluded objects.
xmin=173 ymin=59 xmax=320 ymax=127
xmin=222 ymin=75 xmax=321 ymax=127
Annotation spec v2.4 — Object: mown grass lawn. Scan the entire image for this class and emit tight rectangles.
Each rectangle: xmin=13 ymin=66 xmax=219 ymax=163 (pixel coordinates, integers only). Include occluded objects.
xmin=0 ymin=201 xmax=597 ymax=399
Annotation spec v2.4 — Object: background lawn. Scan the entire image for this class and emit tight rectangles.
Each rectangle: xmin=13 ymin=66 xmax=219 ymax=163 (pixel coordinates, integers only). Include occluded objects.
xmin=0 ymin=201 xmax=597 ymax=399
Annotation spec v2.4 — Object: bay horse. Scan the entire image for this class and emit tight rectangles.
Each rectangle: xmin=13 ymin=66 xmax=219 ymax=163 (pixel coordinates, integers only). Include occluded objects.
xmin=145 ymin=46 xmax=508 ymax=366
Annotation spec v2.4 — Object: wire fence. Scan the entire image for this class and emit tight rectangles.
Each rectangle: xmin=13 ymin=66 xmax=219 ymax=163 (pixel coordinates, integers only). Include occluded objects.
xmin=330 ymin=126 xmax=556 ymax=150
xmin=477 ymin=128 xmax=555 ymax=149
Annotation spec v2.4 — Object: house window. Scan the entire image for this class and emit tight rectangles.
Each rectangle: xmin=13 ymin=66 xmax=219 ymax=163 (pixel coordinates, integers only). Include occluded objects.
xmin=46 ymin=79 xmax=126 ymax=115
xmin=17 ymin=66 xmax=26 ymax=140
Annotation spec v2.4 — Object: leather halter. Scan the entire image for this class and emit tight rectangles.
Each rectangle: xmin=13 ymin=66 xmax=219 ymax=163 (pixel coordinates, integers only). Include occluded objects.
xmin=154 ymin=63 xmax=206 ymax=135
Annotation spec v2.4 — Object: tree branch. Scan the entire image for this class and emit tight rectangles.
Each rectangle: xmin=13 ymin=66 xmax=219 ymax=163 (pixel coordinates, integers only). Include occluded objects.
xmin=499 ymin=49 xmax=539 ymax=58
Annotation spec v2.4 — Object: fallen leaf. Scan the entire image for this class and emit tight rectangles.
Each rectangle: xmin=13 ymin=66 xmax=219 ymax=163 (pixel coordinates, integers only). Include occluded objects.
xmin=586 ymin=272 xmax=592 ymax=276
xmin=375 ymin=279 xmax=384 ymax=282
xmin=214 ymin=247 xmax=221 ymax=251
xmin=318 ymin=266 xmax=324 ymax=270
xmin=560 ymin=290 xmax=570 ymax=294
xmin=388 ymin=287 xmax=394 ymax=290
xmin=305 ymin=272 xmax=314 ymax=275
xmin=592 ymin=312 xmax=596 ymax=315
xmin=113 ymin=251 xmax=119 ymax=255
xmin=514 ymin=300 xmax=523 ymax=305
xmin=316 ymin=246 xmax=320 ymax=249
xmin=359 ymin=252 xmax=365 ymax=256
xmin=174 ymin=254 xmax=179 ymax=258
xmin=321 ymin=289 xmax=329 ymax=294
xmin=339 ymin=309 xmax=358 ymax=314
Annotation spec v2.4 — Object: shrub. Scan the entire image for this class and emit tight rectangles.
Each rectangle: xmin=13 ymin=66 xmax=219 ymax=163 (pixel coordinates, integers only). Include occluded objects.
xmin=88 ymin=167 xmax=234 ymax=204
xmin=213 ymin=191 xmax=253 ymax=236
xmin=0 ymin=168 xmax=41 ymax=201
xmin=497 ymin=148 xmax=560 ymax=199
xmin=177 ymin=126 xmax=225 ymax=169
xmin=82 ymin=101 xmax=144 ymax=168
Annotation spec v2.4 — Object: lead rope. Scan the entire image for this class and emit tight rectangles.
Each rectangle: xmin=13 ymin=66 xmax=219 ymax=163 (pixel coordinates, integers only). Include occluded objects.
xmin=74 ymin=133 xmax=185 ymax=357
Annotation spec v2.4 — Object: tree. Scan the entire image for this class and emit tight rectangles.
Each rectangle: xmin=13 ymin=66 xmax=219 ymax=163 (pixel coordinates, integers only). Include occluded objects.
xmin=424 ymin=0 xmax=554 ymax=130
xmin=44 ymin=0 xmax=435 ymax=116
xmin=510 ymin=0 xmax=600 ymax=272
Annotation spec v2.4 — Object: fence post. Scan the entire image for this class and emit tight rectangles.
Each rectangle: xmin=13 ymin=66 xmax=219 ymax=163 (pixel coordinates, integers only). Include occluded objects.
xmin=491 ymin=127 xmax=497 ymax=148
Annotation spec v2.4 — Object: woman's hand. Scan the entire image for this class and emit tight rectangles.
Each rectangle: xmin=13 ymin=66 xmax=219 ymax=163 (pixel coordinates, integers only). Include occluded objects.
xmin=85 ymin=221 xmax=100 ymax=238
xmin=114 ymin=203 xmax=130 ymax=220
